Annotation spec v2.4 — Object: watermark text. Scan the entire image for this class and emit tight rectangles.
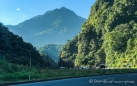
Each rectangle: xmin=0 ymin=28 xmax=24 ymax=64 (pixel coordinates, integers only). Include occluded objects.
xmin=89 ymin=79 xmax=135 ymax=84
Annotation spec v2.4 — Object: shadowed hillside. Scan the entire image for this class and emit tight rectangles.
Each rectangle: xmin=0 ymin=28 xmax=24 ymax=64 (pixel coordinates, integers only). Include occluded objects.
xmin=39 ymin=44 xmax=63 ymax=64
xmin=0 ymin=23 xmax=46 ymax=68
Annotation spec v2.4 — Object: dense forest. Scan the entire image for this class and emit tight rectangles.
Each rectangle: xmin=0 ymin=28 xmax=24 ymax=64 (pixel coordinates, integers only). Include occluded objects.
xmin=0 ymin=23 xmax=46 ymax=68
xmin=59 ymin=0 xmax=137 ymax=68
xmin=39 ymin=44 xmax=63 ymax=62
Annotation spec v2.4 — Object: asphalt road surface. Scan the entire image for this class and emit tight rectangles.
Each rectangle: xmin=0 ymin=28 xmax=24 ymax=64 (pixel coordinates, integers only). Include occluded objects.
xmin=10 ymin=73 xmax=137 ymax=86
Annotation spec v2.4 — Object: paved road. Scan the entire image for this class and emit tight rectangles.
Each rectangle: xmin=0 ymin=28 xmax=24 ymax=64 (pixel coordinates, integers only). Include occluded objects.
xmin=10 ymin=73 xmax=137 ymax=86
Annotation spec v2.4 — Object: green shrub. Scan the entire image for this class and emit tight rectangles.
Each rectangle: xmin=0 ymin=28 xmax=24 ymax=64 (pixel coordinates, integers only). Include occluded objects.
xmin=0 ymin=73 xmax=18 ymax=81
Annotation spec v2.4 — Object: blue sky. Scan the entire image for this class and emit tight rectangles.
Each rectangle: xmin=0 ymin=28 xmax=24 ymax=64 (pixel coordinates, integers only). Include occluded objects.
xmin=0 ymin=0 xmax=96 ymax=25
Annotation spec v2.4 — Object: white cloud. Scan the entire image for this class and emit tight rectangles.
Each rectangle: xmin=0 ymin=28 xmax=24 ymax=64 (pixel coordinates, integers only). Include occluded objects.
xmin=16 ymin=8 xmax=20 ymax=11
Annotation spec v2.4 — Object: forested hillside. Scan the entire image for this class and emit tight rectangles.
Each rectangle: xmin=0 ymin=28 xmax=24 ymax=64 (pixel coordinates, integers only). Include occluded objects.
xmin=59 ymin=0 xmax=137 ymax=68
xmin=0 ymin=23 xmax=46 ymax=68
xmin=39 ymin=44 xmax=63 ymax=62
xmin=7 ymin=7 xmax=86 ymax=48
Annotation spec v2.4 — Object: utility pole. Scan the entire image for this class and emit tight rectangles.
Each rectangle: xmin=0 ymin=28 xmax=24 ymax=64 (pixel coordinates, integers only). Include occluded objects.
xmin=20 ymin=48 xmax=31 ymax=81
xmin=77 ymin=67 xmax=78 ymax=76
xmin=29 ymin=52 xmax=31 ymax=81
xmin=47 ymin=54 xmax=49 ymax=69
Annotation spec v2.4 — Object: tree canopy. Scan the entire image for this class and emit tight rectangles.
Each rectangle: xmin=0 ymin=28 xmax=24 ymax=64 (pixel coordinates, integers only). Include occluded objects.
xmin=59 ymin=0 xmax=137 ymax=68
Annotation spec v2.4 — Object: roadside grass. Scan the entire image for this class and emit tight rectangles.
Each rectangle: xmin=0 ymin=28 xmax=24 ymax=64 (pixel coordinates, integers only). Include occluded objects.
xmin=0 ymin=60 xmax=137 ymax=84
xmin=0 ymin=68 xmax=137 ymax=84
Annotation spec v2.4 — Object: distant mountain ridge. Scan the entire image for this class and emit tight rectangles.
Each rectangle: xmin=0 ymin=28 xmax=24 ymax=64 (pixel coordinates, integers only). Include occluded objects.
xmin=39 ymin=44 xmax=63 ymax=62
xmin=7 ymin=7 xmax=86 ymax=48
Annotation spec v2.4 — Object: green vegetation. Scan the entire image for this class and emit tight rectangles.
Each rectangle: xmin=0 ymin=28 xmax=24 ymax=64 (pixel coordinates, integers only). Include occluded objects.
xmin=1 ymin=0 xmax=137 ymax=84
xmin=0 ymin=58 xmax=137 ymax=84
xmin=7 ymin=7 xmax=86 ymax=48
xmin=0 ymin=59 xmax=38 ymax=81
xmin=0 ymin=23 xmax=46 ymax=68
xmin=1 ymin=61 xmax=137 ymax=84
xmin=39 ymin=44 xmax=63 ymax=62
xmin=59 ymin=36 xmax=78 ymax=67
xmin=39 ymin=44 xmax=63 ymax=67
xmin=59 ymin=0 xmax=137 ymax=68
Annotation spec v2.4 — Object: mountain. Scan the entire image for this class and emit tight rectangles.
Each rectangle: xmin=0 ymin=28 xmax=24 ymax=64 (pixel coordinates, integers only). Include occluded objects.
xmin=41 ymin=54 xmax=59 ymax=67
xmin=0 ymin=23 xmax=46 ymax=68
xmin=39 ymin=44 xmax=63 ymax=62
xmin=59 ymin=0 xmax=137 ymax=68
xmin=7 ymin=7 xmax=86 ymax=48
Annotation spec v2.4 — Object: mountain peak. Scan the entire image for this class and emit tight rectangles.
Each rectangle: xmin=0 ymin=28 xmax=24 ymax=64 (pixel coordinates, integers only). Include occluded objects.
xmin=60 ymin=7 xmax=68 ymax=10
xmin=43 ymin=7 xmax=75 ymax=17
xmin=54 ymin=7 xmax=73 ymax=13
xmin=7 ymin=7 xmax=86 ymax=48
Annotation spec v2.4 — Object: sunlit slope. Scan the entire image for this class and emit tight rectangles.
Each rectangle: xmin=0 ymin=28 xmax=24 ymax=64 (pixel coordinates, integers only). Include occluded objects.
xmin=7 ymin=7 xmax=86 ymax=48
xmin=59 ymin=0 xmax=137 ymax=68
